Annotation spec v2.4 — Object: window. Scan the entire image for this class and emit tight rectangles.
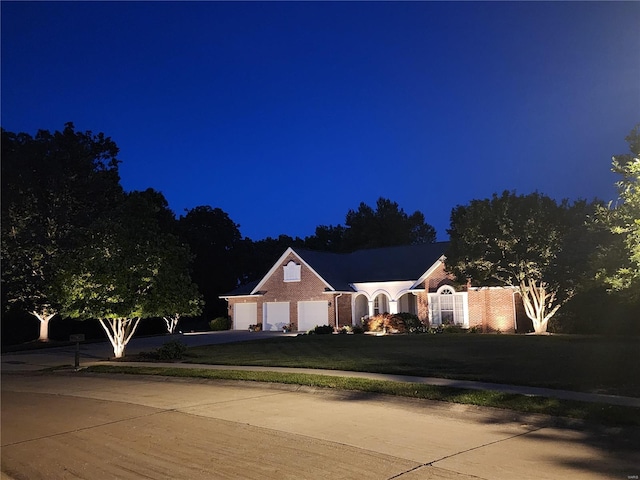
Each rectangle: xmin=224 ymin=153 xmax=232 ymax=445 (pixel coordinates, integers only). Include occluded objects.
xmin=439 ymin=287 xmax=455 ymax=325
xmin=283 ymin=260 xmax=301 ymax=282
xmin=429 ymin=286 xmax=468 ymax=327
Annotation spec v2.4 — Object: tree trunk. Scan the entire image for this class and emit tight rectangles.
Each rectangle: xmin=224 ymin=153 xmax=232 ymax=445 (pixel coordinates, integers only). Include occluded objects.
xmin=30 ymin=309 xmax=57 ymax=342
xmin=519 ymin=279 xmax=561 ymax=334
xmin=98 ymin=318 xmax=142 ymax=358
xmin=163 ymin=314 xmax=180 ymax=334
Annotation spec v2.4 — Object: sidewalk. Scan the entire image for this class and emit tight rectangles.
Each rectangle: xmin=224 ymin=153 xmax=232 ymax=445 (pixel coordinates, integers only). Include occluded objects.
xmin=3 ymin=331 xmax=639 ymax=409
xmin=94 ymin=361 xmax=640 ymax=408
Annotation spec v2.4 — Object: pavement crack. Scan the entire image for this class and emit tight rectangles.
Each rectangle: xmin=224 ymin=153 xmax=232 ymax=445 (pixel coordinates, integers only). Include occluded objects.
xmin=2 ymin=409 xmax=170 ymax=448
xmin=386 ymin=426 xmax=546 ymax=480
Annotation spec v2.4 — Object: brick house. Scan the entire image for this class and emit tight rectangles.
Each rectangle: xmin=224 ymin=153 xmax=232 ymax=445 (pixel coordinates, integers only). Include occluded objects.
xmin=221 ymin=242 xmax=527 ymax=333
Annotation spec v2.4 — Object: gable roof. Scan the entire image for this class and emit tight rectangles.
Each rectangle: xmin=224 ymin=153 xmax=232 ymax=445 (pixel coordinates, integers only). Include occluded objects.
xmin=223 ymin=242 xmax=450 ymax=297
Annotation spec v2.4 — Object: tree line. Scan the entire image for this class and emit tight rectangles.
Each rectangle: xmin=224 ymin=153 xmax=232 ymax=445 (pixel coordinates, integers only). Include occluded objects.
xmin=2 ymin=123 xmax=638 ymax=356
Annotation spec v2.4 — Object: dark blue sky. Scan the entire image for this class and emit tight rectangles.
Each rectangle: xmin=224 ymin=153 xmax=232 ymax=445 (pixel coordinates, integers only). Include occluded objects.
xmin=3 ymin=1 xmax=639 ymax=241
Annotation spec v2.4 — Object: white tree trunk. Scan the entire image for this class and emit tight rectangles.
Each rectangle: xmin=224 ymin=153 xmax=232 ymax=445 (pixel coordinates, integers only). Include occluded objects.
xmin=98 ymin=318 xmax=142 ymax=358
xmin=30 ymin=309 xmax=57 ymax=342
xmin=519 ymin=279 xmax=561 ymax=334
xmin=163 ymin=314 xmax=180 ymax=334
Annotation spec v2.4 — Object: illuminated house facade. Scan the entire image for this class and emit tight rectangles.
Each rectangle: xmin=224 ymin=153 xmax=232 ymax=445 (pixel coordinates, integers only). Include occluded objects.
xmin=221 ymin=243 xmax=528 ymax=333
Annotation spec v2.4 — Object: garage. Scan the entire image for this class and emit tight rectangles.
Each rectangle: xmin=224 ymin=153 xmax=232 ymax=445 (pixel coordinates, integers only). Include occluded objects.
xmin=298 ymin=301 xmax=329 ymax=332
xmin=263 ymin=302 xmax=290 ymax=331
xmin=233 ymin=303 xmax=257 ymax=330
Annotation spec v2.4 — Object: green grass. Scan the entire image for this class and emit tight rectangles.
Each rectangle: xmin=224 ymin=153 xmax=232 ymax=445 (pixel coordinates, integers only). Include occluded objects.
xmin=85 ymin=364 xmax=640 ymax=426
xmin=181 ymin=334 xmax=640 ymax=397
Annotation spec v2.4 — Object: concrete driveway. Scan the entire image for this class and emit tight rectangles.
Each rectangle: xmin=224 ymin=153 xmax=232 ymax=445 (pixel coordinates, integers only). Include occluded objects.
xmin=2 ymin=371 xmax=639 ymax=480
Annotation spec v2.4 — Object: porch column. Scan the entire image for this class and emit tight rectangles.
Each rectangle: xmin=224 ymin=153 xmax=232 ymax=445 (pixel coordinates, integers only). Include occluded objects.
xmin=368 ymin=301 xmax=375 ymax=317
xmin=389 ymin=300 xmax=398 ymax=314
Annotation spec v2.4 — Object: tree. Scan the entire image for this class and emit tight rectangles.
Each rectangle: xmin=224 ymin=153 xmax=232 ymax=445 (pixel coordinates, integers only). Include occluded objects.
xmin=446 ymin=191 xmax=599 ymax=334
xmin=342 ymin=198 xmax=436 ymax=251
xmin=177 ymin=206 xmax=244 ymax=320
xmin=596 ymin=125 xmax=640 ymax=298
xmin=304 ymin=224 xmax=347 ymax=252
xmin=56 ymin=191 xmax=201 ymax=357
xmin=1 ymin=124 xmax=122 ymax=341
xmin=135 ymin=189 xmax=203 ymax=334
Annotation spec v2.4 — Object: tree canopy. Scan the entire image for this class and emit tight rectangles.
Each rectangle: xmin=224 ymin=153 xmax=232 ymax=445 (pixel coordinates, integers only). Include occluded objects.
xmin=1 ymin=123 xmax=122 ymax=341
xmin=302 ymin=197 xmax=436 ymax=253
xmin=56 ymin=191 xmax=201 ymax=357
xmin=446 ymin=191 xmax=599 ymax=334
xmin=596 ymin=124 xmax=640 ymax=298
xmin=177 ymin=206 xmax=244 ymax=320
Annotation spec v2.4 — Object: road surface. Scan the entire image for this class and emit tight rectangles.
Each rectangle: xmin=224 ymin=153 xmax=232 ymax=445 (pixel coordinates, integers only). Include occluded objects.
xmin=2 ymin=371 xmax=638 ymax=479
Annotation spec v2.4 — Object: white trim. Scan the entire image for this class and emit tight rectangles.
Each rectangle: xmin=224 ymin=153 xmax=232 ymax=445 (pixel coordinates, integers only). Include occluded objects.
xmin=219 ymin=293 xmax=264 ymax=300
xmin=428 ymin=285 xmax=469 ymax=328
xmin=251 ymin=248 xmax=334 ymax=294
xmin=411 ymin=255 xmax=446 ymax=289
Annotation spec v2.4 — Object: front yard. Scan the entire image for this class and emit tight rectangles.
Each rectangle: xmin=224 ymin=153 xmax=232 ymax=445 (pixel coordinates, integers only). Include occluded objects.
xmin=184 ymin=333 xmax=640 ymax=397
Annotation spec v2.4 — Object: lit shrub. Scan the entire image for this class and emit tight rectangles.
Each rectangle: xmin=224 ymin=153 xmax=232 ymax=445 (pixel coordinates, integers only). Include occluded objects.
xmin=364 ymin=313 xmax=411 ymax=333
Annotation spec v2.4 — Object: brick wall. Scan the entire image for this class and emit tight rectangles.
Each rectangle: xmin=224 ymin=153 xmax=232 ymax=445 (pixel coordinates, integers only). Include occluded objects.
xmin=467 ymin=287 xmax=517 ymax=333
xmin=227 ymin=252 xmax=347 ymax=330
xmin=425 ymin=262 xmax=457 ymax=291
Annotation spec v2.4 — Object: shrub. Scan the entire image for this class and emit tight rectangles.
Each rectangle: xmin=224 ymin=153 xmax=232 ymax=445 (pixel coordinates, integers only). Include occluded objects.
xmin=313 ymin=325 xmax=334 ymax=334
xmin=339 ymin=325 xmax=352 ymax=334
xmin=209 ymin=317 xmax=231 ymax=331
xmin=441 ymin=324 xmax=465 ymax=334
xmin=395 ymin=313 xmax=425 ymax=333
xmin=156 ymin=340 xmax=187 ymax=361
xmin=364 ymin=313 xmax=412 ymax=334
xmin=352 ymin=325 xmax=364 ymax=334
xmin=467 ymin=325 xmax=481 ymax=334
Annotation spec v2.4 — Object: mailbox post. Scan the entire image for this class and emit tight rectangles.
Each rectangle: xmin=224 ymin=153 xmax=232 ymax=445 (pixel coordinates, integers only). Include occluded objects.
xmin=69 ymin=334 xmax=85 ymax=370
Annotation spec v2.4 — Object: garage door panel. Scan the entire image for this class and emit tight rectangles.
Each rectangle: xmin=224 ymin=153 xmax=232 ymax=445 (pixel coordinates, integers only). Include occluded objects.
xmin=264 ymin=302 xmax=290 ymax=331
xmin=234 ymin=303 xmax=257 ymax=330
xmin=298 ymin=301 xmax=329 ymax=332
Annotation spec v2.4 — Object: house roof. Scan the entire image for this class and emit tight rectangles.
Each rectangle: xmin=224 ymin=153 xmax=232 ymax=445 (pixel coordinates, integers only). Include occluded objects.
xmin=223 ymin=242 xmax=450 ymax=297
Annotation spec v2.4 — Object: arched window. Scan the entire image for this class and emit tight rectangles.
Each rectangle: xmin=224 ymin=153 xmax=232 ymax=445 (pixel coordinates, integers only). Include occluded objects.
xmin=283 ymin=260 xmax=301 ymax=282
xmin=428 ymin=286 xmax=468 ymax=327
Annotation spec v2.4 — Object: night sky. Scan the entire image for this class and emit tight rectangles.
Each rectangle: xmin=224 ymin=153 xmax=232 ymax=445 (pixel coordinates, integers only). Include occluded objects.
xmin=2 ymin=1 xmax=639 ymax=242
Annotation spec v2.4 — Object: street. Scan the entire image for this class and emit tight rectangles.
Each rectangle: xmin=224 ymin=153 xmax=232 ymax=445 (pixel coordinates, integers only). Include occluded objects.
xmin=2 ymin=371 xmax=638 ymax=479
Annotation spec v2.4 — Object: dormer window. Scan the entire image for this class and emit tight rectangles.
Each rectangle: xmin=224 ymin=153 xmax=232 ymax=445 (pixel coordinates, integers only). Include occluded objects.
xmin=283 ymin=260 xmax=301 ymax=282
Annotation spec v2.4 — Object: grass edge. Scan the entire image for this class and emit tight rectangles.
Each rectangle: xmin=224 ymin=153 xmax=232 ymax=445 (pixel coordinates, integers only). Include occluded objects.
xmin=82 ymin=364 xmax=640 ymax=427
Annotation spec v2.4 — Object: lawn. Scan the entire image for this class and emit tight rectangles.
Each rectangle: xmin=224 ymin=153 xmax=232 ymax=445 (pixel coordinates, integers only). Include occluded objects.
xmin=184 ymin=333 xmax=640 ymax=397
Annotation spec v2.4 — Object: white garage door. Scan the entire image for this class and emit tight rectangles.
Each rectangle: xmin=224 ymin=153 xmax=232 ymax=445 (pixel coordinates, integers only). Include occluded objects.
xmin=234 ymin=303 xmax=257 ymax=330
xmin=298 ymin=301 xmax=329 ymax=332
xmin=263 ymin=302 xmax=290 ymax=331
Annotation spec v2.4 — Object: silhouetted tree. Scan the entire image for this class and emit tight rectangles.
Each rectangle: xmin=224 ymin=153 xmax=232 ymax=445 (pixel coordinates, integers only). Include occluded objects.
xmin=177 ymin=206 xmax=244 ymax=319
xmin=342 ymin=198 xmax=436 ymax=251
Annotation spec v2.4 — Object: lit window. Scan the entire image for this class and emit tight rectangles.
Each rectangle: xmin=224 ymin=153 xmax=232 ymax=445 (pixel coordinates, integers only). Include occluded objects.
xmin=429 ymin=286 xmax=467 ymax=326
xmin=283 ymin=260 xmax=301 ymax=282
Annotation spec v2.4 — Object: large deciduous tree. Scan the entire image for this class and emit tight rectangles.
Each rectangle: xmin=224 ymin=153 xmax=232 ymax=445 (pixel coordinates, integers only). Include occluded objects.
xmin=1 ymin=123 xmax=122 ymax=341
xmin=446 ymin=191 xmax=598 ymax=334
xmin=56 ymin=191 xmax=201 ymax=357
xmin=177 ymin=206 xmax=244 ymax=320
xmin=596 ymin=125 xmax=640 ymax=298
